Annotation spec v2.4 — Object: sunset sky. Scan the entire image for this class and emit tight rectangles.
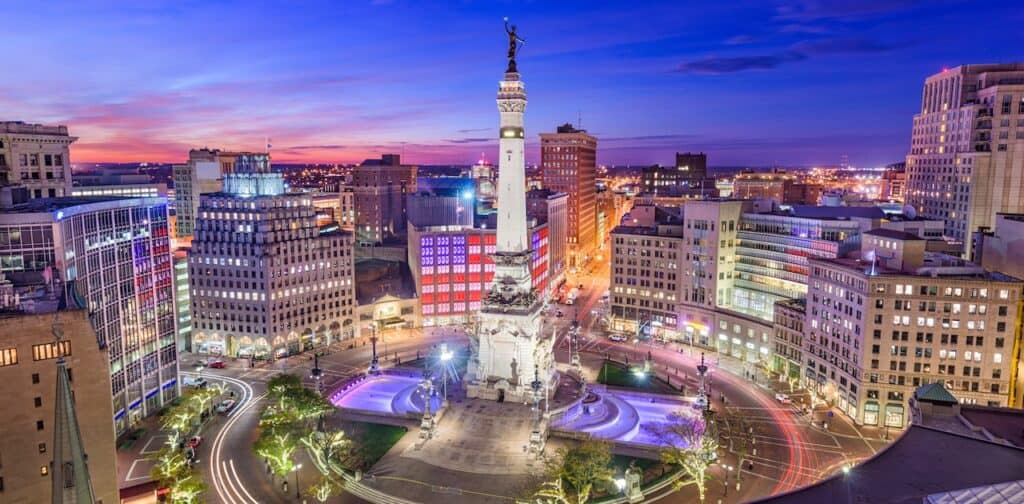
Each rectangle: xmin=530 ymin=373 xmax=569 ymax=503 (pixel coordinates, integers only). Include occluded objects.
xmin=4 ymin=0 xmax=1022 ymax=167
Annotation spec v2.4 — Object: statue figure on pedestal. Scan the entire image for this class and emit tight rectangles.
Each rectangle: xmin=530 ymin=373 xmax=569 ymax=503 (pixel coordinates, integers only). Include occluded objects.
xmin=504 ymin=17 xmax=525 ymax=72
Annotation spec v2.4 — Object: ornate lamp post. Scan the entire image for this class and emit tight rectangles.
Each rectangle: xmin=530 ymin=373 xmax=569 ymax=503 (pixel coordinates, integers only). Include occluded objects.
xmin=529 ymin=368 xmax=545 ymax=456
xmin=695 ymin=352 xmax=710 ymax=416
xmin=368 ymin=325 xmax=380 ymax=375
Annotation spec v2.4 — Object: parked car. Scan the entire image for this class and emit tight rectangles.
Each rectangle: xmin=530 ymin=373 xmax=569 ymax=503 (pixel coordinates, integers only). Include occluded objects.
xmin=775 ymin=393 xmax=792 ymax=404
xmin=608 ymin=334 xmax=627 ymax=342
xmin=207 ymin=360 xmax=226 ymax=369
xmin=215 ymin=399 xmax=236 ymax=413
xmin=184 ymin=377 xmax=208 ymax=389
xmin=185 ymin=436 xmax=203 ymax=449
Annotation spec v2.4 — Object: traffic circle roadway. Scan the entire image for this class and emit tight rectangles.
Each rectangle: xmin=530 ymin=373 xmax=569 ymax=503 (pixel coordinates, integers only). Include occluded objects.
xmin=188 ymin=321 xmax=886 ymax=503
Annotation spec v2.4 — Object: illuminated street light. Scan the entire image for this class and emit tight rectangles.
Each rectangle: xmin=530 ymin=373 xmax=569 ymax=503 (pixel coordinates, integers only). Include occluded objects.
xmin=293 ymin=463 xmax=303 ymax=498
xmin=614 ymin=478 xmax=626 ymax=493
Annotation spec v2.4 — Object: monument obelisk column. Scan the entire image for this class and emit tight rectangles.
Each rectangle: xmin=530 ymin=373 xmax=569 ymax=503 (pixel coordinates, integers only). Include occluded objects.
xmin=467 ymin=20 xmax=555 ymax=403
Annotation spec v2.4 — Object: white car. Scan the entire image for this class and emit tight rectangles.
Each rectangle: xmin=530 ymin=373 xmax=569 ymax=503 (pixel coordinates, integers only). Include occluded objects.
xmin=608 ymin=334 xmax=627 ymax=342
xmin=215 ymin=399 xmax=236 ymax=413
xmin=775 ymin=393 xmax=792 ymax=404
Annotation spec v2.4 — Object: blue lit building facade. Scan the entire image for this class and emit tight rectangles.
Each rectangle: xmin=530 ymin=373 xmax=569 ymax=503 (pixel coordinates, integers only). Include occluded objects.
xmin=0 ymin=196 xmax=179 ymax=434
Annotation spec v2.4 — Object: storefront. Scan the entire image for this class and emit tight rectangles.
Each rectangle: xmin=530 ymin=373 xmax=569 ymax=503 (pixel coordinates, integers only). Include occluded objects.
xmin=192 ymin=332 xmax=225 ymax=355
xmin=884 ymin=404 xmax=905 ymax=428
xmin=863 ymin=402 xmax=880 ymax=426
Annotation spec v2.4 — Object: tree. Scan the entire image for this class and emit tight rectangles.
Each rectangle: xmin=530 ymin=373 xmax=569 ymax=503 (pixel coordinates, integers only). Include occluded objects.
xmin=255 ymin=424 xmax=298 ymax=477
xmin=291 ymin=386 xmax=335 ymax=422
xmin=532 ymin=477 xmax=571 ymax=504
xmin=715 ymin=409 xmax=751 ymax=487
xmin=168 ymin=470 xmax=206 ymax=504
xmin=302 ymin=429 xmax=352 ymax=476
xmin=644 ymin=411 xmax=718 ymax=503
xmin=544 ymin=440 xmax=615 ymax=504
xmin=160 ymin=401 xmax=198 ymax=446
xmin=267 ymin=373 xmax=304 ymax=407
xmin=307 ymin=475 xmax=343 ymax=503
xmin=149 ymin=446 xmax=206 ymax=503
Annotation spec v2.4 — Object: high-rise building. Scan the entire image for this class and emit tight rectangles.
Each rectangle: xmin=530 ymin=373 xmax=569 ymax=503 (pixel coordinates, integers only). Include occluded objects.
xmin=173 ymin=148 xmax=224 ymax=238
xmin=467 ymin=51 xmax=555 ymax=404
xmin=188 ymin=162 xmax=355 ymax=359
xmin=526 ymin=188 xmax=568 ymax=291
xmin=805 ymin=230 xmax=1022 ymax=428
xmin=351 ymin=154 xmax=417 ymax=247
xmin=0 ymin=311 xmax=119 ymax=504
xmin=905 ymin=64 xmax=1024 ymax=247
xmin=0 ymin=196 xmax=179 ymax=434
xmin=173 ymin=248 xmax=193 ymax=352
xmin=541 ymin=123 xmax=597 ymax=270
xmin=0 ymin=121 xmax=77 ymax=199
xmin=339 ymin=186 xmax=356 ymax=231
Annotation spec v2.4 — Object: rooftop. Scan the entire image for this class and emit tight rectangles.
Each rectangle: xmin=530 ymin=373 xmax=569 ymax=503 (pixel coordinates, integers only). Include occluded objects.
xmin=814 ymin=254 xmax=1021 ymax=282
xmin=0 ymin=196 xmax=167 ymax=217
xmin=864 ymin=228 xmax=924 ymax=241
xmin=0 ymin=121 xmax=72 ymax=137
xmin=758 ymin=384 xmax=1024 ymax=504
xmin=788 ymin=205 xmax=887 ymax=220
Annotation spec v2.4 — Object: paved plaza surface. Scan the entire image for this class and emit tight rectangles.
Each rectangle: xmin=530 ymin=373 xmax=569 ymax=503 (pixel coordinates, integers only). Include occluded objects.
xmin=362 ymin=398 xmax=562 ymax=503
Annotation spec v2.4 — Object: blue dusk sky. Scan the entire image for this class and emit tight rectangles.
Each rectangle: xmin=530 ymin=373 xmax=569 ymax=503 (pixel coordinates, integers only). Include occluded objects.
xmin=2 ymin=0 xmax=1022 ymax=167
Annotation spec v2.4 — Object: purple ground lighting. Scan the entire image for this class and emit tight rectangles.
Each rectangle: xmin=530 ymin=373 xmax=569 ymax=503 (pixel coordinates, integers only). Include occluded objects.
xmin=331 ymin=373 xmax=442 ymax=415
xmin=552 ymin=389 xmax=697 ymax=447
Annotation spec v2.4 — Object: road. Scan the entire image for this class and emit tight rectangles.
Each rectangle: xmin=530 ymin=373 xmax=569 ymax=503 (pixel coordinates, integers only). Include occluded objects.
xmin=182 ymin=250 xmax=885 ymax=503
xmin=187 ymin=327 xmax=456 ymax=504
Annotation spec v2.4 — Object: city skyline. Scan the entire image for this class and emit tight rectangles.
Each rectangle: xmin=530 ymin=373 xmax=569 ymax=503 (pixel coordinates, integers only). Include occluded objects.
xmin=5 ymin=0 xmax=1022 ymax=167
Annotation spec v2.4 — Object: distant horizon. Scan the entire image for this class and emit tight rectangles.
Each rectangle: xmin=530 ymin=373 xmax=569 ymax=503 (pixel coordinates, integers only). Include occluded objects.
xmin=4 ymin=1 xmax=1020 ymax=168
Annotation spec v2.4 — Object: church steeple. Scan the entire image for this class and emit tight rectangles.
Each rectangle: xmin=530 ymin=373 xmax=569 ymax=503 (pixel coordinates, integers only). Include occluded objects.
xmin=50 ymin=314 xmax=96 ymax=504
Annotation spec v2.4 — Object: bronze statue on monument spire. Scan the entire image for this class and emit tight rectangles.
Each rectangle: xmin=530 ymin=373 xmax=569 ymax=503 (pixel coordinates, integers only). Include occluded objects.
xmin=504 ymin=17 xmax=525 ymax=73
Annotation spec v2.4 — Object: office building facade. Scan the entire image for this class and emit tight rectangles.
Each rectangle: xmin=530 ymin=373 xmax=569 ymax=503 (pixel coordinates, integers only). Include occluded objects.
xmin=905 ymin=64 xmax=1024 ymax=246
xmin=352 ymin=154 xmax=417 ymax=247
xmin=409 ymin=223 xmax=549 ymax=328
xmin=0 ymin=310 xmax=119 ymax=504
xmin=0 ymin=121 xmax=77 ymax=199
xmin=188 ymin=167 xmax=355 ymax=359
xmin=0 ymin=196 xmax=179 ymax=434
xmin=805 ymin=230 xmax=1022 ymax=428
xmin=541 ymin=124 xmax=597 ymax=269
xmin=526 ymin=188 xmax=568 ymax=291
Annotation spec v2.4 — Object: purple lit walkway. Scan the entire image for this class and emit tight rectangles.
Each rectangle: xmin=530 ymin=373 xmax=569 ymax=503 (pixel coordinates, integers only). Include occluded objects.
xmin=330 ymin=373 xmax=442 ymax=416
xmin=552 ymin=387 xmax=697 ymax=447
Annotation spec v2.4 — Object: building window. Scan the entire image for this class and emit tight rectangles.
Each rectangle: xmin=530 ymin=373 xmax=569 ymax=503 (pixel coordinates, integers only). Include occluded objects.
xmin=32 ymin=341 xmax=71 ymax=361
xmin=34 ymin=397 xmax=42 ymax=408
xmin=0 ymin=347 xmax=16 ymax=366
xmin=36 ymin=420 xmax=44 ymax=431
xmin=32 ymin=373 xmax=40 ymax=384
xmin=39 ymin=442 xmax=46 ymax=453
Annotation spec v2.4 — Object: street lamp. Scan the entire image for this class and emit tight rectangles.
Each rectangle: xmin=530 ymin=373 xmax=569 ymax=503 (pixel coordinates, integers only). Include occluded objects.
xmin=439 ymin=345 xmax=453 ymax=403
xmin=293 ymin=463 xmax=303 ymax=499
xmin=722 ymin=464 xmax=734 ymax=496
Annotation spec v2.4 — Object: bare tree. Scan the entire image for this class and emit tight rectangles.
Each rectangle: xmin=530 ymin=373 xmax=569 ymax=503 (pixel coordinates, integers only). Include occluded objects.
xmin=644 ymin=411 xmax=719 ymax=503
